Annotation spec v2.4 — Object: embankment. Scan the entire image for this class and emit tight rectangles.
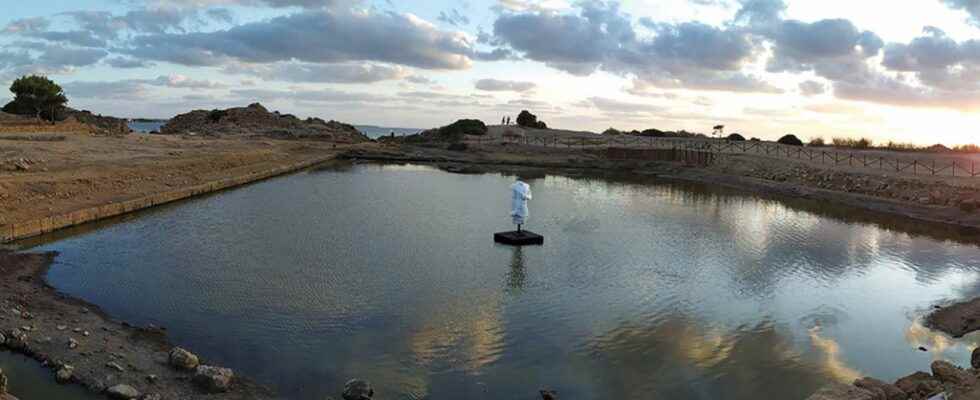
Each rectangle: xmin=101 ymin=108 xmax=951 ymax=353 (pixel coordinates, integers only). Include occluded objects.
xmin=1 ymin=155 xmax=332 ymax=242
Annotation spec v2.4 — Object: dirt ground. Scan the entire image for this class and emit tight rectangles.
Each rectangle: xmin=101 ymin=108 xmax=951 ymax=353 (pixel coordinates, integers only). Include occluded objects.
xmin=0 ymin=133 xmax=345 ymax=228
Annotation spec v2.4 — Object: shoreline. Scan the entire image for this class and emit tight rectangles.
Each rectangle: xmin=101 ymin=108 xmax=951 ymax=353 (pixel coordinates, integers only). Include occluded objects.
xmin=0 ymin=250 xmax=277 ymax=399
xmin=7 ymin=136 xmax=980 ymax=399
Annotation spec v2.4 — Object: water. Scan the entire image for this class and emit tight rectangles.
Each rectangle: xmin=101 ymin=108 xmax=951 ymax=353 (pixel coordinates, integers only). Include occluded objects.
xmin=127 ymin=120 xmax=167 ymax=133
xmin=0 ymin=352 xmax=101 ymax=400
xmin=26 ymin=164 xmax=980 ymax=400
xmin=354 ymin=125 xmax=421 ymax=139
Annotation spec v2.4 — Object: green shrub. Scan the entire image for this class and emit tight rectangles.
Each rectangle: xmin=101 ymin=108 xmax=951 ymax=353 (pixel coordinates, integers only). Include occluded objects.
xmin=436 ymin=119 xmax=487 ymax=141
xmin=727 ymin=133 xmax=745 ymax=141
xmin=808 ymin=137 xmax=825 ymax=147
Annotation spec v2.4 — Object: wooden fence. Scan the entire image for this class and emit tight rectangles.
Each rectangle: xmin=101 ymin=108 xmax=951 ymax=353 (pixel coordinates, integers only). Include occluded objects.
xmin=467 ymin=135 xmax=980 ymax=178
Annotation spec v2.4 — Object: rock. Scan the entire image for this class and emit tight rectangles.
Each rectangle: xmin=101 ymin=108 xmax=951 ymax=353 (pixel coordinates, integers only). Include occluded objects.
xmin=107 ymin=361 xmax=126 ymax=372
xmin=972 ymin=347 xmax=980 ymax=369
xmin=854 ymin=377 xmax=905 ymax=400
xmin=168 ymin=347 xmax=199 ymax=370
xmin=106 ymin=384 xmax=140 ymax=399
xmin=159 ymin=103 xmax=369 ymax=143
xmin=894 ymin=372 xmax=942 ymax=398
xmin=193 ymin=366 xmax=234 ymax=393
xmin=140 ymin=395 xmax=161 ymax=400
xmin=5 ymin=329 xmax=28 ymax=350
xmin=145 ymin=375 xmax=158 ymax=384
xmin=931 ymin=360 xmax=974 ymax=386
xmin=55 ymin=366 xmax=74 ymax=384
xmin=540 ymin=389 xmax=559 ymax=400
xmin=806 ymin=383 xmax=879 ymax=400
xmin=67 ymin=337 xmax=78 ymax=349
xmin=342 ymin=379 xmax=374 ymax=400
xmin=0 ymin=368 xmax=7 ymax=394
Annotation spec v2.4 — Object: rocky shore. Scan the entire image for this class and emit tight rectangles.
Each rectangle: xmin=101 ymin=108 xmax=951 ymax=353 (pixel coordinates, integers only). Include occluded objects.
xmin=808 ymin=356 xmax=980 ymax=399
xmin=0 ymin=251 xmax=276 ymax=399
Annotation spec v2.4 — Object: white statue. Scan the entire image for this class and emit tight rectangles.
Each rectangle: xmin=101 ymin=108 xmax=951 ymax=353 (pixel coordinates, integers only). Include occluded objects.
xmin=510 ymin=178 xmax=532 ymax=232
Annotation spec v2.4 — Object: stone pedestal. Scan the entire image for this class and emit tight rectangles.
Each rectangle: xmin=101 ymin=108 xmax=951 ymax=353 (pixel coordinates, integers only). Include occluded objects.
xmin=494 ymin=230 xmax=544 ymax=246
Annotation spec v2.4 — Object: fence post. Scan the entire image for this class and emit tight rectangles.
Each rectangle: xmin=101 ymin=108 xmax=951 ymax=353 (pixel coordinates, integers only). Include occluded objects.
xmin=932 ymin=160 xmax=936 ymax=175
xmin=913 ymin=160 xmax=917 ymax=175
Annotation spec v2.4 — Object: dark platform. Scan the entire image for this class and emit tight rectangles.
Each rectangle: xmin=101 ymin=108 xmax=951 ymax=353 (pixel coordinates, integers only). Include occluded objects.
xmin=494 ymin=230 xmax=544 ymax=246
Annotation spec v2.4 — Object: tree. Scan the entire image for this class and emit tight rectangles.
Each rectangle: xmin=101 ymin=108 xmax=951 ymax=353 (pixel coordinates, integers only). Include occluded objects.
xmin=6 ymin=75 xmax=68 ymax=123
xmin=777 ymin=134 xmax=804 ymax=146
xmin=516 ymin=110 xmax=538 ymax=128
xmin=712 ymin=124 xmax=724 ymax=137
xmin=726 ymin=133 xmax=745 ymax=141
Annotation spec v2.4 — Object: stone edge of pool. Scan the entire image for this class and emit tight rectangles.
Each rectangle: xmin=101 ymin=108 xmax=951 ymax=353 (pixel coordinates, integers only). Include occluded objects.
xmin=0 ymin=156 xmax=335 ymax=244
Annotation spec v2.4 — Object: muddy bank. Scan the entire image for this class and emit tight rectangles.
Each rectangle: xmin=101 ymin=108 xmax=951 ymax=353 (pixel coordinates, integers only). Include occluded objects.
xmin=0 ymin=250 xmax=276 ymax=399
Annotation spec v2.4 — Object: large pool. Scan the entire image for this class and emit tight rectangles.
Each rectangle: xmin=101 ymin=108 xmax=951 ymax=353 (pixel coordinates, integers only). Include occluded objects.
xmin=27 ymin=163 xmax=980 ymax=399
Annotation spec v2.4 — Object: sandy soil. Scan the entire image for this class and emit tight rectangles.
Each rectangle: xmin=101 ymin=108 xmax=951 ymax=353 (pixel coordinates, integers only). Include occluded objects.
xmin=0 ymin=133 xmax=344 ymax=228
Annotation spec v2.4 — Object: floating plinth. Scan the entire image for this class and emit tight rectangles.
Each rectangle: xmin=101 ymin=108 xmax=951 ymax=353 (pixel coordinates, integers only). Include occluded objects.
xmin=493 ymin=230 xmax=544 ymax=246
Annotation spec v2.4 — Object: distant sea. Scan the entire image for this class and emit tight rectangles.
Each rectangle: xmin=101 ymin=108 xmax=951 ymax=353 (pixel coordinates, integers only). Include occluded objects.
xmin=354 ymin=125 xmax=421 ymax=139
xmin=128 ymin=120 xmax=167 ymax=133
xmin=127 ymin=121 xmax=419 ymax=138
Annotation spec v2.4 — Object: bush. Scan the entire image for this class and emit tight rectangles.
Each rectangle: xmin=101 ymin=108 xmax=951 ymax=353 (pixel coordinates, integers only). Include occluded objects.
xmin=750 ymin=137 xmax=761 ymax=141
xmin=832 ymin=137 xmax=872 ymax=149
xmin=602 ymin=128 xmax=622 ymax=136
xmin=808 ymin=137 xmax=825 ymax=147
xmin=436 ymin=119 xmax=487 ymax=141
xmin=777 ymin=134 xmax=803 ymax=146
xmin=726 ymin=133 xmax=745 ymax=141
xmin=208 ymin=109 xmax=226 ymax=123
xmin=516 ymin=110 xmax=547 ymax=129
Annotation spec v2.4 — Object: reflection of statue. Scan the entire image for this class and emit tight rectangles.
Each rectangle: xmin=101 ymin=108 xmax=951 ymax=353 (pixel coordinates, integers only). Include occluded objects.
xmin=510 ymin=178 xmax=532 ymax=232
xmin=506 ymin=246 xmax=526 ymax=292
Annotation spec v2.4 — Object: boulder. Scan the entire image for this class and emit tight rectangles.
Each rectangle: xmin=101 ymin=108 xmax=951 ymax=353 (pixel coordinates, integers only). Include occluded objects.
xmin=55 ymin=366 xmax=74 ymax=384
xmin=806 ymin=383 xmax=879 ymax=400
xmin=5 ymin=329 xmax=27 ymax=351
xmin=931 ymin=360 xmax=975 ymax=387
xmin=193 ymin=366 xmax=234 ymax=393
xmin=972 ymin=347 xmax=980 ymax=369
xmin=894 ymin=372 xmax=942 ymax=399
xmin=853 ymin=377 xmax=905 ymax=400
xmin=106 ymin=384 xmax=140 ymax=400
xmin=168 ymin=347 xmax=199 ymax=370
xmin=342 ymin=379 xmax=374 ymax=400
xmin=0 ymin=368 xmax=7 ymax=393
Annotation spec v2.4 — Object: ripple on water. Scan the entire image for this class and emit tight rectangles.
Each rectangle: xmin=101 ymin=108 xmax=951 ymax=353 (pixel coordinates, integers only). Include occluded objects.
xmin=30 ymin=164 xmax=980 ymax=400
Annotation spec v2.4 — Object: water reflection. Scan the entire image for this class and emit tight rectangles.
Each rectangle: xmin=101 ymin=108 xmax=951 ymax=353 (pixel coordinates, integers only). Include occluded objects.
xmin=506 ymin=246 xmax=527 ymax=293
xmin=24 ymin=163 xmax=980 ymax=399
xmin=585 ymin=318 xmax=858 ymax=399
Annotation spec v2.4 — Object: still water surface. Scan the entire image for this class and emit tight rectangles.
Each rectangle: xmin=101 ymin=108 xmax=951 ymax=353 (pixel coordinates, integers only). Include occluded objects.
xmin=28 ymin=163 xmax=980 ymax=399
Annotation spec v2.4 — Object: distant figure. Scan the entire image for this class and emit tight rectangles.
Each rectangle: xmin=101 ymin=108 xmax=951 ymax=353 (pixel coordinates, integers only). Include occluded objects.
xmin=506 ymin=116 xmax=511 ymax=125
xmin=502 ymin=116 xmax=506 ymax=125
xmin=510 ymin=178 xmax=532 ymax=232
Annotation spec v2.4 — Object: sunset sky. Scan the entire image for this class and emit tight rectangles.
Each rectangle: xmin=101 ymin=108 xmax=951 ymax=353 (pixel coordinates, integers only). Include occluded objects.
xmin=4 ymin=0 xmax=980 ymax=144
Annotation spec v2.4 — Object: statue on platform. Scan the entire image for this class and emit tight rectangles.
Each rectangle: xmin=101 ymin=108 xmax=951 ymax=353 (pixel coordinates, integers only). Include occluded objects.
xmin=510 ymin=178 xmax=532 ymax=232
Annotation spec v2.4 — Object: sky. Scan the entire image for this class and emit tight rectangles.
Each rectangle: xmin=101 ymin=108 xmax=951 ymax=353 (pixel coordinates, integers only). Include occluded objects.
xmin=3 ymin=0 xmax=980 ymax=145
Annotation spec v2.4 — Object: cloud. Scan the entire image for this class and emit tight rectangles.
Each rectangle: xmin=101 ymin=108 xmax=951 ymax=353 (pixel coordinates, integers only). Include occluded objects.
xmin=942 ymin=0 xmax=980 ymax=26
xmin=475 ymin=78 xmax=536 ymax=92
xmin=405 ymin=75 xmax=435 ymax=84
xmin=2 ymin=17 xmax=51 ymax=34
xmin=437 ymin=8 xmax=470 ymax=26
xmin=150 ymin=74 xmax=226 ymax=89
xmin=577 ymin=96 xmax=666 ymax=114
xmin=491 ymin=1 xmax=779 ymax=93
xmin=493 ymin=0 xmax=570 ymax=13
xmin=231 ymin=87 xmax=388 ymax=103
xmin=123 ymin=9 xmax=474 ymax=70
xmin=224 ymin=62 xmax=408 ymax=83
xmin=35 ymin=44 xmax=108 ymax=68
xmin=105 ymin=57 xmax=154 ymax=69
xmin=798 ymin=80 xmax=826 ymax=96
xmin=62 ymin=80 xmax=149 ymax=100
xmin=139 ymin=0 xmax=352 ymax=8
